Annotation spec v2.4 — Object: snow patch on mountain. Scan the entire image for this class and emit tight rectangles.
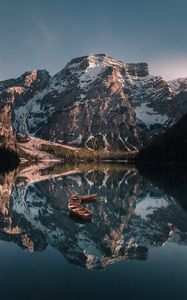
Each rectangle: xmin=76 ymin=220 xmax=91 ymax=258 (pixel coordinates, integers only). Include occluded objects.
xmin=14 ymin=91 xmax=56 ymax=134
xmin=79 ymin=64 xmax=102 ymax=89
xmin=169 ymin=77 xmax=187 ymax=94
xmin=12 ymin=183 xmax=54 ymax=220
xmin=134 ymin=194 xmax=169 ymax=220
xmin=135 ymin=102 xmax=169 ymax=126
xmin=77 ymin=232 xmax=100 ymax=257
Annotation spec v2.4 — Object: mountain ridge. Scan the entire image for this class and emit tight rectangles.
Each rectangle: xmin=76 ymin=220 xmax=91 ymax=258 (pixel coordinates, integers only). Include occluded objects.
xmin=1 ymin=53 xmax=187 ymax=155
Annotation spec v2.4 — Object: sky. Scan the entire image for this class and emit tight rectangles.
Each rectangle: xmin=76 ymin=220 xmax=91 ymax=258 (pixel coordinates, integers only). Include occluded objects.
xmin=0 ymin=0 xmax=187 ymax=80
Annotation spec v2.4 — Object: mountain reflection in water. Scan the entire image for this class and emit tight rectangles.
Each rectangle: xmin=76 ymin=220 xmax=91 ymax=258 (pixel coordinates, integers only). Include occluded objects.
xmin=0 ymin=162 xmax=187 ymax=270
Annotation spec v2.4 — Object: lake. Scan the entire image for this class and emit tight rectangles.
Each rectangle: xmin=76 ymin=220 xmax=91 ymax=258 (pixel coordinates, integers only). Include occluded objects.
xmin=0 ymin=163 xmax=187 ymax=300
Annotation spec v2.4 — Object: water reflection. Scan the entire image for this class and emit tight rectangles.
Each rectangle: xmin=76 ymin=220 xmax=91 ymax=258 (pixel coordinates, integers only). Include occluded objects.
xmin=0 ymin=163 xmax=187 ymax=269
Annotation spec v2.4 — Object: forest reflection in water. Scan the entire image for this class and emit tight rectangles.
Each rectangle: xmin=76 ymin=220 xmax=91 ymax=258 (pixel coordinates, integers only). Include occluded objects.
xmin=0 ymin=162 xmax=187 ymax=270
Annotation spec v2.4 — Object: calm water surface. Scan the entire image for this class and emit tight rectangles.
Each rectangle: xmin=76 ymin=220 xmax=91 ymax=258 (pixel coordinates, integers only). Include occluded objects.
xmin=0 ymin=163 xmax=187 ymax=300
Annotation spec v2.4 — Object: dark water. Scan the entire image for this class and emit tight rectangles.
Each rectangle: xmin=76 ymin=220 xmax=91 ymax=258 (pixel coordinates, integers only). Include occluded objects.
xmin=0 ymin=163 xmax=187 ymax=300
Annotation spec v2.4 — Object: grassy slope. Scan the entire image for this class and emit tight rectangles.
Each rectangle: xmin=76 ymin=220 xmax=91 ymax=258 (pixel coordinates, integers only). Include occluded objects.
xmin=40 ymin=143 xmax=137 ymax=162
xmin=17 ymin=136 xmax=137 ymax=162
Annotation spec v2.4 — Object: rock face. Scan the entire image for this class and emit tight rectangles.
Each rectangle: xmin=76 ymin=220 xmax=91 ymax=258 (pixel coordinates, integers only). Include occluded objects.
xmin=37 ymin=55 xmax=145 ymax=150
xmin=0 ymin=69 xmax=50 ymax=150
xmin=0 ymin=53 xmax=187 ymax=151
xmin=125 ymin=62 xmax=149 ymax=77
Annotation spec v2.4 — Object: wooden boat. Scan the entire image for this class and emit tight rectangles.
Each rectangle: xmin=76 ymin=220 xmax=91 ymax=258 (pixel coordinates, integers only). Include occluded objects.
xmin=68 ymin=203 xmax=92 ymax=220
xmin=72 ymin=193 xmax=97 ymax=202
xmin=69 ymin=196 xmax=81 ymax=205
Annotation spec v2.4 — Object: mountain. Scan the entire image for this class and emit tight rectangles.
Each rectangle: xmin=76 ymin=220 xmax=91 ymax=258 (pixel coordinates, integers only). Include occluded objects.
xmin=0 ymin=69 xmax=50 ymax=158
xmin=1 ymin=53 xmax=187 ymax=152
xmin=137 ymin=111 xmax=187 ymax=163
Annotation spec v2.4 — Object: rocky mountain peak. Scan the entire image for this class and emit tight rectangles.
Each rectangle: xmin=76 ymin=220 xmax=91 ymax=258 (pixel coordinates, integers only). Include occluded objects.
xmin=0 ymin=69 xmax=50 ymax=94
xmin=61 ymin=53 xmax=149 ymax=83
xmin=125 ymin=62 xmax=149 ymax=77
xmin=20 ymin=69 xmax=50 ymax=90
xmin=1 ymin=53 xmax=187 ymax=152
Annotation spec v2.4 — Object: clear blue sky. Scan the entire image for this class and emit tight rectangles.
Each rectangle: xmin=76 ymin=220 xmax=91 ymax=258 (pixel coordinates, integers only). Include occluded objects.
xmin=0 ymin=0 xmax=186 ymax=80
